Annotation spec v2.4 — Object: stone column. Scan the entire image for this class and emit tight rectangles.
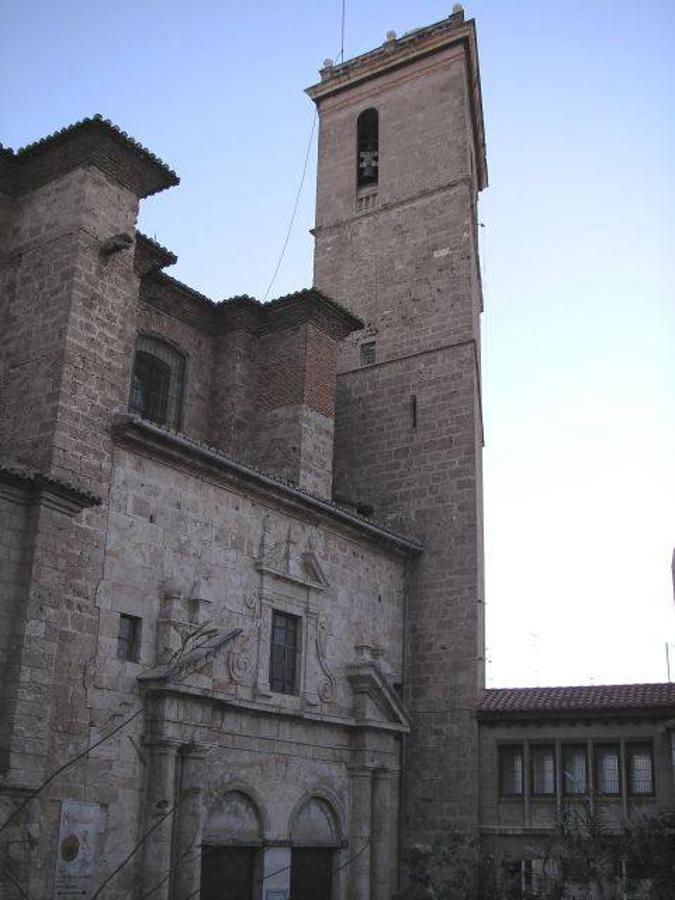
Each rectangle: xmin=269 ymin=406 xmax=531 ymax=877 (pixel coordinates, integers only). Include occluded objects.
xmin=171 ymin=744 xmax=208 ymax=900
xmin=349 ymin=767 xmax=373 ymax=900
xmin=371 ymin=768 xmax=394 ymax=900
xmin=140 ymin=739 xmax=179 ymax=900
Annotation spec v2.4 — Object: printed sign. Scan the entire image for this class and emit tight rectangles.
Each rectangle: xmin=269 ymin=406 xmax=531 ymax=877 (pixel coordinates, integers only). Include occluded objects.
xmin=54 ymin=800 xmax=105 ymax=899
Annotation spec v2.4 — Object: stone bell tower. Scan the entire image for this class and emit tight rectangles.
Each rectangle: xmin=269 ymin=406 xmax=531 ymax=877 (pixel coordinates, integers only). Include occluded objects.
xmin=307 ymin=6 xmax=488 ymax=847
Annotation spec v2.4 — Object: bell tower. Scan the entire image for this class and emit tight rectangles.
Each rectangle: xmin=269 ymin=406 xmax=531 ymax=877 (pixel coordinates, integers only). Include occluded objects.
xmin=307 ymin=6 xmax=488 ymax=845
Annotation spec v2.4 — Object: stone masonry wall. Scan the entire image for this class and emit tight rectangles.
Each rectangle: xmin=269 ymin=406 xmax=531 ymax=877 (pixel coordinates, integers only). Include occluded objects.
xmin=82 ymin=444 xmax=405 ymax=896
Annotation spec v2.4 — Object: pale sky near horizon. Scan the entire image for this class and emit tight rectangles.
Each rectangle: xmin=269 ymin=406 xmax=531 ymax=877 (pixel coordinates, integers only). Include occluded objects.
xmin=1 ymin=1 xmax=673 ymax=689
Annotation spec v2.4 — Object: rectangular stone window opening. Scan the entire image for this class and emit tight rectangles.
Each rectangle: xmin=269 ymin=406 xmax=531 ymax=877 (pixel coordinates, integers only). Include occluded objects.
xmin=499 ymin=744 xmax=524 ymax=797
xmin=129 ymin=333 xmax=185 ymax=429
xmin=595 ymin=743 xmax=621 ymax=796
xmin=627 ymin=743 xmax=654 ymax=796
xmin=269 ymin=611 xmax=300 ymax=695
xmin=117 ymin=613 xmax=141 ymax=662
xmin=531 ymin=745 xmax=556 ymax=797
xmin=360 ymin=341 xmax=376 ymax=366
xmin=562 ymin=744 xmax=588 ymax=796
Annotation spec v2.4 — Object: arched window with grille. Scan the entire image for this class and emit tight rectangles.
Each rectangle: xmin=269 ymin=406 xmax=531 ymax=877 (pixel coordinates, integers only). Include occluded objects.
xmin=356 ymin=108 xmax=379 ymax=188
xmin=129 ymin=334 xmax=185 ymax=429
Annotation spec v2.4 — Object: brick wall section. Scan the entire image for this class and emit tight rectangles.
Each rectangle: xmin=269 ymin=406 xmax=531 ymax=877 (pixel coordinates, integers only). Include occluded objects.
xmin=208 ymin=327 xmax=258 ymax=457
xmin=305 ymin=323 xmax=338 ymax=416
xmin=0 ymin=169 xmax=91 ymax=471
xmin=253 ymin=323 xmax=339 ymax=497
xmin=137 ymin=300 xmax=214 ymax=443
xmin=311 ymin=31 xmax=486 ymax=841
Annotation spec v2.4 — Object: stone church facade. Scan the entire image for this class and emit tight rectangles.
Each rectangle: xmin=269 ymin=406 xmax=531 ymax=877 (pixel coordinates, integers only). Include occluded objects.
xmin=0 ymin=10 xmax=485 ymax=898
xmin=1 ymin=7 xmax=672 ymax=900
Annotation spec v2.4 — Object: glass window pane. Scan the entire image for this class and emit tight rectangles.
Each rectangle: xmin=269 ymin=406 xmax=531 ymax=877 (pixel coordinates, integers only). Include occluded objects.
xmin=270 ymin=612 xmax=299 ymax=694
xmin=595 ymin=745 xmax=620 ymax=795
xmin=627 ymin=744 xmax=653 ymax=795
xmin=531 ymin=745 xmax=555 ymax=796
xmin=562 ymin=745 xmax=587 ymax=795
xmin=499 ymin=746 xmax=523 ymax=796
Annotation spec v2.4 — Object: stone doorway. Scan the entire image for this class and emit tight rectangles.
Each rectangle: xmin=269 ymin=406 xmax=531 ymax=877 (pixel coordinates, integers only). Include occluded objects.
xmin=290 ymin=847 xmax=333 ymax=900
xmin=200 ymin=846 xmax=256 ymax=900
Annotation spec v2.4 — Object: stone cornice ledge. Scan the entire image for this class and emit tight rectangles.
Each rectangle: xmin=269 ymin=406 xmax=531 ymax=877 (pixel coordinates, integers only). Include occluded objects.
xmin=0 ymin=461 xmax=101 ymax=515
xmin=139 ymin=680 xmax=410 ymax=734
xmin=111 ymin=414 xmax=423 ymax=557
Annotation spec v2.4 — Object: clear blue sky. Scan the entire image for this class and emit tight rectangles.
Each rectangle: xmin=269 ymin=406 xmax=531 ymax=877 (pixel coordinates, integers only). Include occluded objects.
xmin=2 ymin=1 xmax=673 ymax=687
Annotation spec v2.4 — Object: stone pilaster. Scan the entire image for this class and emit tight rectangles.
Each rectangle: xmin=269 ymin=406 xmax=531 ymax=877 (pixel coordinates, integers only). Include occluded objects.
xmin=140 ymin=739 xmax=179 ymax=900
xmin=371 ymin=768 xmax=395 ymax=900
xmin=349 ymin=766 xmax=373 ymax=900
xmin=171 ymin=744 xmax=208 ymax=900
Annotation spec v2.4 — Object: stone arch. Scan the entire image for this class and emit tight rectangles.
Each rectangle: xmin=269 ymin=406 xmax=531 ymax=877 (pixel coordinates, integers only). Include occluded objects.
xmin=202 ymin=787 xmax=266 ymax=847
xmin=289 ymin=793 xmax=342 ymax=848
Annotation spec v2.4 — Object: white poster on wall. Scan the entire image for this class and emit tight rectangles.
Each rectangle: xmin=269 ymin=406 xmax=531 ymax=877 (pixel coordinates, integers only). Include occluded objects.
xmin=54 ymin=800 xmax=105 ymax=899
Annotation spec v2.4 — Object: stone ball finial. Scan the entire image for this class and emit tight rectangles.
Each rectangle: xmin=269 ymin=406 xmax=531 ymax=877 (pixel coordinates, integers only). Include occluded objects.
xmin=452 ymin=3 xmax=464 ymax=13
xmin=385 ymin=30 xmax=397 ymax=41
xmin=323 ymin=57 xmax=333 ymax=68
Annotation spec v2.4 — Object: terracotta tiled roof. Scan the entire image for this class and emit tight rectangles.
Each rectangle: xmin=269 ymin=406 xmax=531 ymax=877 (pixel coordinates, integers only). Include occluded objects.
xmin=478 ymin=683 xmax=675 ymax=716
xmin=1 ymin=115 xmax=179 ymax=198
xmin=0 ymin=461 xmax=101 ymax=507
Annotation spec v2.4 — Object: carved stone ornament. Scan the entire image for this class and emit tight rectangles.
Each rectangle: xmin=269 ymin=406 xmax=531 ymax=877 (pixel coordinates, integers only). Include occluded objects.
xmin=316 ymin=618 xmax=336 ymax=703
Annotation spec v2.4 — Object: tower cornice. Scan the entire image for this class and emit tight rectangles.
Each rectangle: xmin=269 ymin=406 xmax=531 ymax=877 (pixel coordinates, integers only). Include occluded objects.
xmin=306 ymin=12 xmax=487 ymax=190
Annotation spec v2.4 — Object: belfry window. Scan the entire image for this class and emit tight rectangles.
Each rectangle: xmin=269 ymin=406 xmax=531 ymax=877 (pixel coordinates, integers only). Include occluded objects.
xmin=357 ymin=108 xmax=379 ymax=188
xmin=129 ymin=334 xmax=185 ymax=429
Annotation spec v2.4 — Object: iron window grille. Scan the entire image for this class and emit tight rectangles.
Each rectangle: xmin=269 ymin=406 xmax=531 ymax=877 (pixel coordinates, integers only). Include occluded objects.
xmin=499 ymin=744 xmax=524 ymax=797
xmin=129 ymin=334 xmax=185 ymax=429
xmin=595 ymin=743 xmax=621 ymax=796
xmin=269 ymin=611 xmax=299 ymax=695
xmin=562 ymin=744 xmax=588 ymax=796
xmin=531 ymin=745 xmax=556 ymax=796
xmin=626 ymin=743 xmax=654 ymax=796
xmin=117 ymin=613 xmax=141 ymax=662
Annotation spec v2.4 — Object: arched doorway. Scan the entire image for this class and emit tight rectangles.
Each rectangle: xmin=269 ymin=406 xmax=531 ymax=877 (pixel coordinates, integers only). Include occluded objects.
xmin=200 ymin=790 xmax=264 ymax=900
xmin=289 ymin=796 xmax=341 ymax=900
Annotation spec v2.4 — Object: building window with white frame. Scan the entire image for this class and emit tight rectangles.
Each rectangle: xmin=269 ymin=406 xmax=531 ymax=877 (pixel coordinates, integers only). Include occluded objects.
xmin=531 ymin=744 xmax=555 ymax=796
xmin=595 ymin=743 xmax=621 ymax=796
xmin=562 ymin=744 xmax=588 ymax=795
xmin=499 ymin=744 xmax=524 ymax=797
xmin=626 ymin=742 xmax=654 ymax=796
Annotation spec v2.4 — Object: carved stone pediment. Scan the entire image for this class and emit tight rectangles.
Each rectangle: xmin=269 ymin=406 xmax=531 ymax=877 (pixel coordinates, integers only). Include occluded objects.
xmin=256 ymin=527 xmax=329 ymax=592
xmin=347 ymin=660 xmax=410 ymax=732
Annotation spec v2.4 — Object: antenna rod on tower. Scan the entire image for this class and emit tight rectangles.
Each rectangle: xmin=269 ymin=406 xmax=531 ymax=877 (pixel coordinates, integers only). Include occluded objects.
xmin=340 ymin=0 xmax=346 ymax=63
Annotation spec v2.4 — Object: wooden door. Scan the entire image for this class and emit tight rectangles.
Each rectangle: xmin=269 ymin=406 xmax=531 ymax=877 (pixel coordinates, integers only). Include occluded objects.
xmin=290 ymin=848 xmax=333 ymax=900
xmin=200 ymin=846 xmax=255 ymax=900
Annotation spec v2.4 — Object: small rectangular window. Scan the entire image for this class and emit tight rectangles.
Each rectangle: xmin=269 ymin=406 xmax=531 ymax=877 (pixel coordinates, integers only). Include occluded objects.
xmin=499 ymin=745 xmax=524 ymax=797
xmin=595 ymin=744 xmax=621 ymax=796
xmin=270 ymin=611 xmax=299 ymax=695
xmin=531 ymin=745 xmax=556 ymax=796
xmin=360 ymin=341 xmax=376 ymax=366
xmin=562 ymin=744 xmax=588 ymax=795
xmin=117 ymin=614 xmax=141 ymax=662
xmin=626 ymin=743 xmax=654 ymax=796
